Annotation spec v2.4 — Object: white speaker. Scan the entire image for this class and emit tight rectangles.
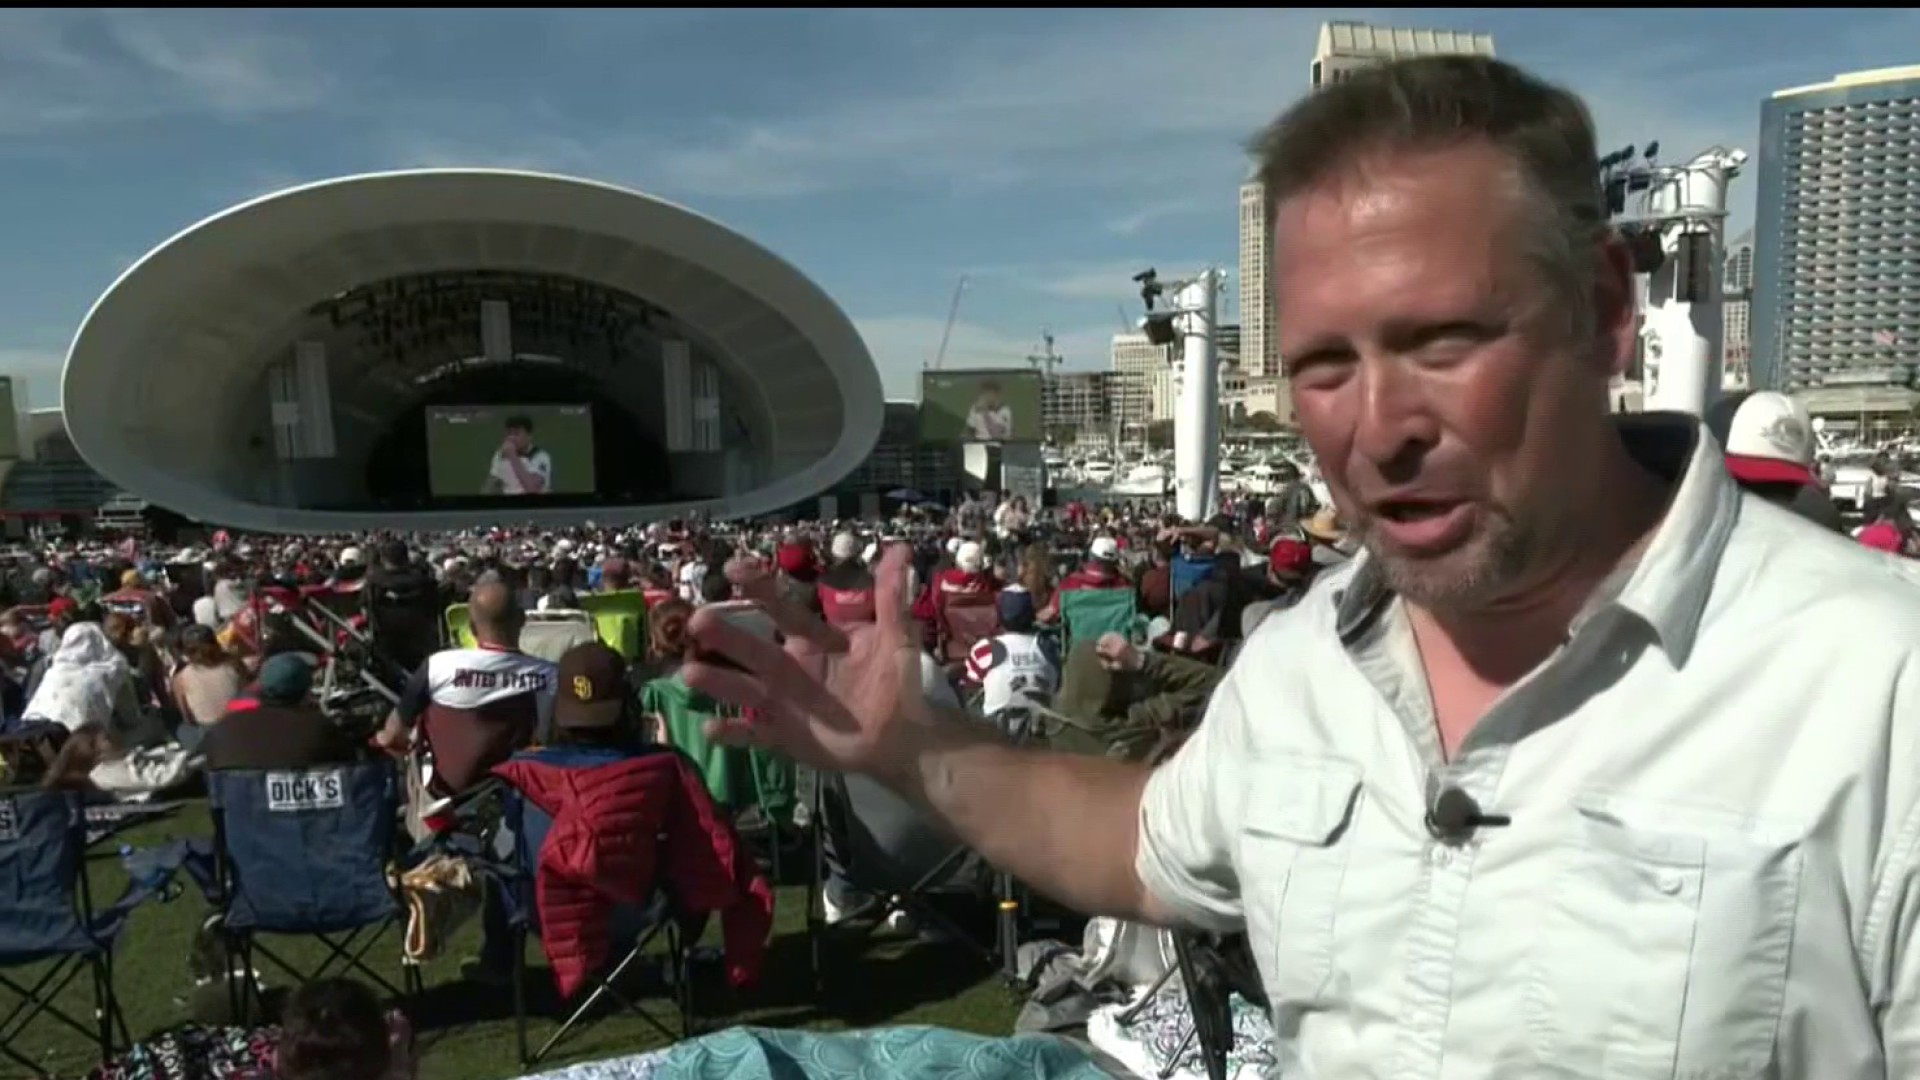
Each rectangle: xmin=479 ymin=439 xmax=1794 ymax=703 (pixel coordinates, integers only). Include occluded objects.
xmin=480 ymin=299 xmax=513 ymax=364
xmin=267 ymin=342 xmax=338 ymax=460
xmin=662 ymin=341 xmax=693 ymax=451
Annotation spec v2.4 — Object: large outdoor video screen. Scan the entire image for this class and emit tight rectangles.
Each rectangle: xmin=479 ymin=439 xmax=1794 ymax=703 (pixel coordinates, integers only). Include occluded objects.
xmin=426 ymin=404 xmax=596 ymax=497
xmin=919 ymin=369 xmax=1042 ymax=443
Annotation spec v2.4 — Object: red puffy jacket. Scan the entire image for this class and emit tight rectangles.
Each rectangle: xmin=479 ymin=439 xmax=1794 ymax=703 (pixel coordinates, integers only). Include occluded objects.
xmin=494 ymin=750 xmax=774 ymax=999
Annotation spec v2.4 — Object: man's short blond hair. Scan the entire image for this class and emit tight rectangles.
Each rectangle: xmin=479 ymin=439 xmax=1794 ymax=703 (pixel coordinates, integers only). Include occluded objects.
xmin=1250 ymin=55 xmax=1609 ymax=345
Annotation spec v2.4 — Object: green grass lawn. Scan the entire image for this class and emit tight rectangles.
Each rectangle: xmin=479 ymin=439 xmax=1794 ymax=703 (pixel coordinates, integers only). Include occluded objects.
xmin=18 ymin=803 xmax=1023 ymax=1080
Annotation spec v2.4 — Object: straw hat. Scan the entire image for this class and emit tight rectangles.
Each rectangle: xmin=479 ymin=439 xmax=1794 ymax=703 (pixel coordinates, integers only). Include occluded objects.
xmin=1299 ymin=507 xmax=1347 ymax=544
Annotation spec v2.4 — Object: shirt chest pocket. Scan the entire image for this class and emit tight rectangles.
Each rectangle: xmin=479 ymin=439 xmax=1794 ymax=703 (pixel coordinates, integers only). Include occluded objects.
xmin=1235 ymin=755 xmax=1364 ymax=1008
xmin=1521 ymin=799 xmax=1803 ymax=1080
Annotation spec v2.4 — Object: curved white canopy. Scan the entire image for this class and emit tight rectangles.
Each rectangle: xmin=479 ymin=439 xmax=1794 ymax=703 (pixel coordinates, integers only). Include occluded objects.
xmin=61 ymin=169 xmax=882 ymax=532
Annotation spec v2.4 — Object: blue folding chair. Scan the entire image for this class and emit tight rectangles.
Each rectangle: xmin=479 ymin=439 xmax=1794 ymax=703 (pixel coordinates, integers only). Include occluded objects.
xmin=491 ymin=746 xmax=696 ymax=1068
xmin=0 ymin=789 xmax=153 ymax=1077
xmin=203 ymin=760 xmax=423 ymax=1022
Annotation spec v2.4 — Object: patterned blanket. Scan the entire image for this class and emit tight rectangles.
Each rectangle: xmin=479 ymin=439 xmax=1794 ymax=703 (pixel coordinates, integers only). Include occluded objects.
xmin=520 ymin=1025 xmax=1113 ymax=1080
xmin=87 ymin=1024 xmax=277 ymax=1080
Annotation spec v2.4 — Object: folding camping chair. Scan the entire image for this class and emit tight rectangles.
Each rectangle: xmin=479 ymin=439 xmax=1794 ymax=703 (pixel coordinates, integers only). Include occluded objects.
xmin=805 ymin=771 xmax=1019 ymax=990
xmin=445 ymin=603 xmax=476 ymax=649
xmin=0 ymin=788 xmax=154 ymax=1077
xmin=491 ymin=749 xmax=696 ymax=1067
xmin=1059 ymin=587 xmax=1147 ymax=655
xmin=937 ymin=592 xmax=1000 ymax=669
xmin=577 ymin=590 xmax=648 ymax=662
xmin=362 ymin=583 xmax=443 ymax=676
xmin=257 ymin=589 xmax=400 ymax=717
xmin=201 ymin=760 xmax=423 ymax=1023
xmin=519 ymin=610 xmax=599 ymax=664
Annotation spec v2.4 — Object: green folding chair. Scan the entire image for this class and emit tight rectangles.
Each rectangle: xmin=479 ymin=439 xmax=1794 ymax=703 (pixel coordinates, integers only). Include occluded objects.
xmin=578 ymin=590 xmax=648 ymax=661
xmin=445 ymin=603 xmax=475 ymax=649
xmin=1059 ymin=587 xmax=1147 ymax=656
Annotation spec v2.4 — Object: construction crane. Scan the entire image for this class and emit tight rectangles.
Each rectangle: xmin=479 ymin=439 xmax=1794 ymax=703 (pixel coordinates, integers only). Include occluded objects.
xmin=927 ymin=275 xmax=970 ymax=370
xmin=1026 ymin=328 xmax=1063 ymax=378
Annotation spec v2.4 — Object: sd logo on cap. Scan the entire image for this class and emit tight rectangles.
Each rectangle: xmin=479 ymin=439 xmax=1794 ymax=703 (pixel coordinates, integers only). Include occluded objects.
xmin=555 ymin=642 xmax=627 ymax=729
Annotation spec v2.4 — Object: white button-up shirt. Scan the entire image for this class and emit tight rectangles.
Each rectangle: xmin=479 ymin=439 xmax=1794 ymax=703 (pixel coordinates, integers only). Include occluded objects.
xmin=1137 ymin=416 xmax=1920 ymax=1079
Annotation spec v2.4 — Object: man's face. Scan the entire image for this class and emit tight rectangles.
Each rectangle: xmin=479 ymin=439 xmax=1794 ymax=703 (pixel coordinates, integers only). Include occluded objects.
xmin=1274 ymin=141 xmax=1632 ymax=611
xmin=977 ymin=387 xmax=1001 ymax=410
xmin=505 ymin=426 xmax=531 ymax=454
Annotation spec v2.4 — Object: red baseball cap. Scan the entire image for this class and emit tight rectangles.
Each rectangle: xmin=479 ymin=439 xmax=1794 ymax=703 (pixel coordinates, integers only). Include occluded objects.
xmin=1269 ymin=539 xmax=1313 ymax=577
xmin=1859 ymin=521 xmax=1905 ymax=553
xmin=775 ymin=541 xmax=816 ymax=577
xmin=818 ymin=584 xmax=876 ymax=627
xmin=47 ymin=597 xmax=77 ymax=619
xmin=1707 ymin=391 xmax=1818 ymax=488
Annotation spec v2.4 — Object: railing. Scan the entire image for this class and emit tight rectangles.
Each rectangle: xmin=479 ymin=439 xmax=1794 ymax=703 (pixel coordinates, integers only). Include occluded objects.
xmin=0 ymin=460 xmax=119 ymax=513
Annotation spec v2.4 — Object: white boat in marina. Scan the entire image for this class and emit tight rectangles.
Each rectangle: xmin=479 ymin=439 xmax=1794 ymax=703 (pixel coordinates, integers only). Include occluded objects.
xmin=1238 ymin=462 xmax=1279 ymax=497
xmin=1109 ymin=461 xmax=1171 ymax=497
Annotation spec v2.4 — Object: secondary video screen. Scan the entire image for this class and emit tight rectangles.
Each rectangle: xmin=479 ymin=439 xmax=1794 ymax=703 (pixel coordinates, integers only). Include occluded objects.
xmin=426 ymin=404 xmax=596 ymax=497
xmin=919 ymin=369 xmax=1042 ymax=443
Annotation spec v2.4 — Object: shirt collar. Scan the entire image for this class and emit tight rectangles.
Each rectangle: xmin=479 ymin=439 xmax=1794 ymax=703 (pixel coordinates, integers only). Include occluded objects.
xmin=1332 ymin=412 xmax=1740 ymax=664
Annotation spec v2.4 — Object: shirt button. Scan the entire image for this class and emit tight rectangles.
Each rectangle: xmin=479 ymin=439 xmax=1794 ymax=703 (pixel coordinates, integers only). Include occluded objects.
xmin=1428 ymin=845 xmax=1453 ymax=868
xmin=1654 ymin=871 xmax=1684 ymax=896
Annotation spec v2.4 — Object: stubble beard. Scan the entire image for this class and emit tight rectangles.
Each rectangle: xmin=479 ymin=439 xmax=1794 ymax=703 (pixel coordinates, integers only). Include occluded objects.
xmin=1353 ymin=504 xmax=1537 ymax=614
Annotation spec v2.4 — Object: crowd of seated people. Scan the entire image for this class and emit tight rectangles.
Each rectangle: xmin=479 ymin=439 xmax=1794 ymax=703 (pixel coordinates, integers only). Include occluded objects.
xmin=4 ymin=441 xmax=1902 ymax=1076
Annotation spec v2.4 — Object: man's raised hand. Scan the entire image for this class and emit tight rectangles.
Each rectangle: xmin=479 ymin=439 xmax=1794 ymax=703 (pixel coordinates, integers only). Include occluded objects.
xmin=681 ymin=541 xmax=930 ymax=775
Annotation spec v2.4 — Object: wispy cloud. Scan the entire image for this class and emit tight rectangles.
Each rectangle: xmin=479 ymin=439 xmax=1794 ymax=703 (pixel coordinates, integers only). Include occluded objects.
xmin=976 ymin=260 xmax=1215 ymax=305
xmin=0 ymin=10 xmax=335 ymax=136
xmin=436 ymin=8 xmax=1367 ymax=202
xmin=1108 ymin=199 xmax=1211 ymax=237
xmin=1511 ymin=6 xmax=1920 ymax=234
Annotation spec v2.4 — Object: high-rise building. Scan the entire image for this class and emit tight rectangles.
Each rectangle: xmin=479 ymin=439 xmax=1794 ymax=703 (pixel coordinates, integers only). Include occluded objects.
xmin=1040 ymin=371 xmax=1116 ymax=448
xmin=1752 ymin=66 xmax=1920 ymax=405
xmin=1724 ymin=231 xmax=1755 ymax=293
xmin=1236 ymin=22 xmax=1496 ymax=386
xmin=1310 ymin=21 xmax=1497 ymax=90
xmin=1110 ymin=332 xmax=1173 ymax=448
xmin=1238 ymin=182 xmax=1279 ymax=380
xmin=1723 ymin=230 xmax=1754 ymax=389
xmin=1216 ymin=323 xmax=1241 ymax=369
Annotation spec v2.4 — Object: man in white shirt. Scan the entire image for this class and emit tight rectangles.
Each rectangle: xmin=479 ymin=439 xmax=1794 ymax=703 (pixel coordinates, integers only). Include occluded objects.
xmin=484 ymin=415 xmax=552 ymax=496
xmin=964 ymin=381 xmax=1014 ymax=441
xmin=676 ymin=55 xmax=1920 ymax=1078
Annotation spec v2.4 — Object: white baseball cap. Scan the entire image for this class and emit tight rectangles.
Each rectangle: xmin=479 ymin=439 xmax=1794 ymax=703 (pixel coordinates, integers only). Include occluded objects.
xmin=956 ymin=541 xmax=985 ymax=573
xmin=1089 ymin=536 xmax=1120 ymax=561
xmin=1709 ymin=391 xmax=1816 ymax=486
xmin=338 ymin=546 xmax=364 ymax=567
xmin=830 ymin=531 xmax=859 ymax=561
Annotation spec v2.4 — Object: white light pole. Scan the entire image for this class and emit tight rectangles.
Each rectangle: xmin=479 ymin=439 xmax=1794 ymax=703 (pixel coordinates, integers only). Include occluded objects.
xmin=1637 ymin=147 xmax=1746 ymax=418
xmin=1172 ymin=268 xmax=1226 ymax=522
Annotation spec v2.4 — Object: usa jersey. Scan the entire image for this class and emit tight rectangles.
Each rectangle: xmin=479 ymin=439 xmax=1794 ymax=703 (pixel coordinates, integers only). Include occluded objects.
xmin=966 ymin=632 xmax=1059 ymax=739
xmin=398 ymin=645 xmax=558 ymax=795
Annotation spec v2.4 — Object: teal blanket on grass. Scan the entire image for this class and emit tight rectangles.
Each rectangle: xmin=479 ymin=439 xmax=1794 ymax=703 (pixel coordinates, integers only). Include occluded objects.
xmin=522 ymin=1024 xmax=1112 ymax=1080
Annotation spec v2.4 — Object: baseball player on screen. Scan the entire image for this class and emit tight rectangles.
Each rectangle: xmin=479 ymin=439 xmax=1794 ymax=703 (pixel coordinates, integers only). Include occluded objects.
xmin=484 ymin=414 xmax=552 ymax=495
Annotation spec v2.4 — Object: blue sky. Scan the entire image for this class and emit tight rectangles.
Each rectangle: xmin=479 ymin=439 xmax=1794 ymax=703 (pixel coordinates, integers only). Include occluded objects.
xmin=2 ymin=7 xmax=1916 ymax=408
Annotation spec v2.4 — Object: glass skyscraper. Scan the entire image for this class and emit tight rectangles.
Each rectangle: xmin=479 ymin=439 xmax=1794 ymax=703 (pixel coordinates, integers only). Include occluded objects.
xmin=1752 ymin=66 xmax=1920 ymax=395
